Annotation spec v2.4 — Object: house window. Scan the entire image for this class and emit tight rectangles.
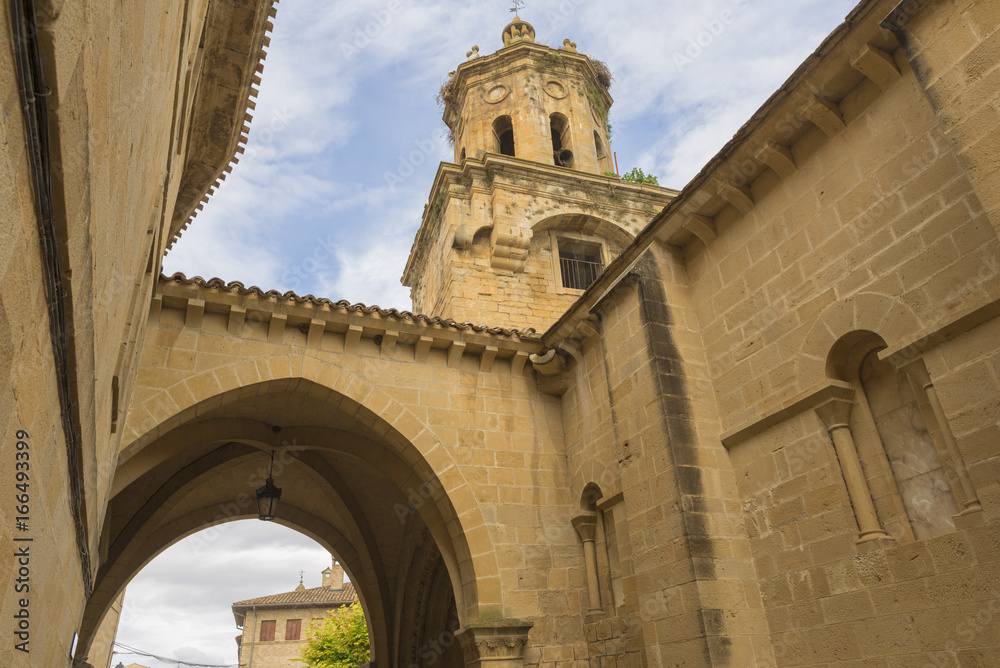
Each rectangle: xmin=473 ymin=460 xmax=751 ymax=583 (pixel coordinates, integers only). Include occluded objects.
xmin=286 ymin=619 xmax=302 ymax=641
xmin=260 ymin=620 xmax=276 ymax=642
xmin=558 ymin=238 xmax=604 ymax=290
xmin=493 ymin=116 xmax=515 ymax=156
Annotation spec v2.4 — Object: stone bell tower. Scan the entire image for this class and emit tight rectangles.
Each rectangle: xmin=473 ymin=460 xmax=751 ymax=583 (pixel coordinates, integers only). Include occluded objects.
xmin=402 ymin=15 xmax=676 ymax=331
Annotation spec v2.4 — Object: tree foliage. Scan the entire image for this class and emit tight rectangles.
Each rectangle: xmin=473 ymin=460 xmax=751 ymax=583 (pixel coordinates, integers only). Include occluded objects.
xmin=299 ymin=602 xmax=370 ymax=668
xmin=620 ymin=168 xmax=659 ymax=185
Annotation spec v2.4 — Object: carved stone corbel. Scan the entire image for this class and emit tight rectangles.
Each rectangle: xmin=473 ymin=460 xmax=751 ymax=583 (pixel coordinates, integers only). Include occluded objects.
xmin=529 ymin=349 xmax=568 ymax=396
xmin=490 ymin=216 xmax=530 ymax=272
xmin=456 ymin=622 xmax=533 ymax=668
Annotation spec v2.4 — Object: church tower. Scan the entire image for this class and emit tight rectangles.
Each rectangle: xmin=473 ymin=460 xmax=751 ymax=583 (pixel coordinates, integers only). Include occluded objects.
xmin=402 ymin=15 xmax=676 ymax=330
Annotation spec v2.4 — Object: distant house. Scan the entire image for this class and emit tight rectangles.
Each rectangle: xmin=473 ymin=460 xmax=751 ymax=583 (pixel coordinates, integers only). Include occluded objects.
xmin=232 ymin=559 xmax=358 ymax=668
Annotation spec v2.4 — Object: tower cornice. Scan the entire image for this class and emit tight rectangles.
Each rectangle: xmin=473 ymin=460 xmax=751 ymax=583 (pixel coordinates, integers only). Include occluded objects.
xmin=441 ymin=41 xmax=613 ymax=132
xmin=401 ymin=154 xmax=677 ymax=290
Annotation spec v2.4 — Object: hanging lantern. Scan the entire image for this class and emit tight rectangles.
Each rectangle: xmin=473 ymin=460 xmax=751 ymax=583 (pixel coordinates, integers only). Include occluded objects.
xmin=255 ymin=451 xmax=282 ymax=521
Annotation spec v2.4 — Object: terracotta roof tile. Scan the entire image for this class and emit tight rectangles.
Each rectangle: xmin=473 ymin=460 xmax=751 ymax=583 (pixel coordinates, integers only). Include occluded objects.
xmin=232 ymin=581 xmax=357 ymax=608
xmin=162 ymin=272 xmax=538 ymax=339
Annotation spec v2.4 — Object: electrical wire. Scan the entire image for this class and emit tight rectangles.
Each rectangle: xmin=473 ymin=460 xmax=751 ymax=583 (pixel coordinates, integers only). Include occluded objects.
xmin=9 ymin=0 xmax=93 ymax=598
xmin=112 ymin=641 xmax=238 ymax=668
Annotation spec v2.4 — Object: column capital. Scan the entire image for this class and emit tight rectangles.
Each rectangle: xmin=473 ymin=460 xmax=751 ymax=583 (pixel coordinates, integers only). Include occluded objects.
xmin=814 ymin=396 xmax=854 ymax=431
xmin=457 ymin=621 xmax=533 ymax=668
xmin=571 ymin=512 xmax=598 ymax=542
xmin=898 ymin=358 xmax=933 ymax=389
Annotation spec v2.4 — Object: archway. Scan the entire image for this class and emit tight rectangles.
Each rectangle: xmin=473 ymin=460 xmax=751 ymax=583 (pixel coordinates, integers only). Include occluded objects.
xmin=104 ymin=521 xmax=353 ymax=667
xmin=77 ymin=378 xmax=483 ymax=668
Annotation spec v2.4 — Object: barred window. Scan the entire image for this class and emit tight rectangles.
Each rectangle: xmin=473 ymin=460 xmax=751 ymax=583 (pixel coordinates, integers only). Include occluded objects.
xmin=558 ymin=239 xmax=603 ymax=290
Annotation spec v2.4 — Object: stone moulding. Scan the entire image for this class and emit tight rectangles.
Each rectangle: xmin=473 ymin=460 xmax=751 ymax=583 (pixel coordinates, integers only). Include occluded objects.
xmin=720 ymin=380 xmax=855 ymax=449
xmin=404 ymin=153 xmax=678 ymax=289
xmin=156 ymin=273 xmax=542 ymax=375
xmin=719 ymin=294 xmax=1000 ymax=449
xmin=441 ymin=40 xmax=612 ymax=134
xmin=878 ymin=298 xmax=1000 ymax=370
xmin=167 ymin=0 xmax=280 ymax=251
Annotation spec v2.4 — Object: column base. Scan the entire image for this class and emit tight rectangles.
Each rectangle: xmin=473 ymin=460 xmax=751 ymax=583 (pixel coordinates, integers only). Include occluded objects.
xmin=954 ymin=505 xmax=986 ymax=529
xmin=856 ymin=533 xmax=896 ymax=553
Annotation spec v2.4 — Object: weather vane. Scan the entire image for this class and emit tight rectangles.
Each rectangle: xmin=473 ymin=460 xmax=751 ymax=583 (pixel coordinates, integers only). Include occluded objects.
xmin=510 ymin=0 xmax=525 ymax=14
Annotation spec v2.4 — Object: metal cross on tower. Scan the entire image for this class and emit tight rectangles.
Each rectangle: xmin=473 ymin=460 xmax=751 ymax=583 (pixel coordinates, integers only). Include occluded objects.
xmin=510 ymin=0 xmax=525 ymax=14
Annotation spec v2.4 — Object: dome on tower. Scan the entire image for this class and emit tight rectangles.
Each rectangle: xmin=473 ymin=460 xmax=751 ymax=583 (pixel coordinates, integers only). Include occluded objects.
xmin=502 ymin=16 xmax=535 ymax=46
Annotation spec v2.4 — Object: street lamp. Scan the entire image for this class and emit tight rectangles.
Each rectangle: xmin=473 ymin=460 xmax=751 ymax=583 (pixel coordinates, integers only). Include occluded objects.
xmin=255 ymin=451 xmax=282 ymax=521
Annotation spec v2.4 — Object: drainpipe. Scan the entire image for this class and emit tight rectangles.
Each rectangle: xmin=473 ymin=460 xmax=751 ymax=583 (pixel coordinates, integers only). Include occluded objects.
xmin=247 ymin=606 xmax=257 ymax=667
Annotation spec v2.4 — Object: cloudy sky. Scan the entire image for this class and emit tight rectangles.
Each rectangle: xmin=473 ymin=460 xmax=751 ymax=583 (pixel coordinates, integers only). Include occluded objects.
xmin=128 ymin=0 xmax=857 ymax=665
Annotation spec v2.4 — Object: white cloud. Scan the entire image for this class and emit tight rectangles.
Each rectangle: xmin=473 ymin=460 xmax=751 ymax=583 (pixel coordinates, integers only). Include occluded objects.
xmin=114 ymin=521 xmax=331 ymax=668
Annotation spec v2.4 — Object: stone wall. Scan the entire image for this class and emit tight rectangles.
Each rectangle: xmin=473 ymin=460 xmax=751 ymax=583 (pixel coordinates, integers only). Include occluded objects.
xmin=237 ymin=603 xmax=333 ymax=668
xmin=545 ymin=0 xmax=1000 ymax=664
xmin=0 ymin=0 xmax=268 ymax=663
xmin=0 ymin=0 xmax=207 ymax=663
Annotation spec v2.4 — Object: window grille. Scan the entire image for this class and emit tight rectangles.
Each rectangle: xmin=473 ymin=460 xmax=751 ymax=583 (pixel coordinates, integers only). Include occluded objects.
xmin=559 ymin=242 xmax=603 ymax=290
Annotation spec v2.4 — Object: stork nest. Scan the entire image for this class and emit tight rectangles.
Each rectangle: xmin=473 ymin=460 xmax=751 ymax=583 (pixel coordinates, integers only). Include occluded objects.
xmin=436 ymin=75 xmax=457 ymax=107
xmin=590 ymin=58 xmax=614 ymax=90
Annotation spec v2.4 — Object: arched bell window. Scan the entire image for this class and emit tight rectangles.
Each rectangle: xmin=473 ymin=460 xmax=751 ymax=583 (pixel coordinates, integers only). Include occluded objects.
xmin=492 ymin=116 xmax=515 ymax=157
xmin=550 ymin=113 xmax=573 ymax=167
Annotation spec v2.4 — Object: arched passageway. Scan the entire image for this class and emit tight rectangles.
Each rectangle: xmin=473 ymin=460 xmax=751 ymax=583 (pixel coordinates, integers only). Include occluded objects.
xmin=79 ymin=378 xmax=478 ymax=668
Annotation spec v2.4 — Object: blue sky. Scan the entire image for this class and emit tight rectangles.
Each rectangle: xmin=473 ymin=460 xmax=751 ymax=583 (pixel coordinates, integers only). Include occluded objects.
xmin=128 ymin=1 xmax=858 ymax=666
xmin=162 ymin=0 xmax=855 ymax=313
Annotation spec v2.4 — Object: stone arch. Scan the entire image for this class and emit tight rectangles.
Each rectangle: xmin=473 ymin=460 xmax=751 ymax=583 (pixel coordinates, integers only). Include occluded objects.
xmin=105 ymin=358 xmax=502 ymax=658
xmin=550 ymin=112 xmax=573 ymax=167
xmin=581 ymin=481 xmax=603 ymax=511
xmin=825 ymin=329 xmax=961 ymax=541
xmin=531 ymin=212 xmax=636 ymax=250
xmin=493 ymin=115 xmax=515 ymax=156
xmin=798 ymin=292 xmax=922 ymax=388
xmin=570 ymin=457 xmax=623 ymax=507
xmin=80 ymin=451 xmax=388 ymax=662
xmin=121 ymin=356 xmax=496 ymax=601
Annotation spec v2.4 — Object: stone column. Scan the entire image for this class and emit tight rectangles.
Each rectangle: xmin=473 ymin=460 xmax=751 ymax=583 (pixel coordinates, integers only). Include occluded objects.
xmin=815 ymin=397 xmax=891 ymax=543
xmin=456 ymin=622 xmax=533 ymax=668
xmin=571 ymin=513 xmax=603 ymax=615
xmin=901 ymin=361 xmax=984 ymax=526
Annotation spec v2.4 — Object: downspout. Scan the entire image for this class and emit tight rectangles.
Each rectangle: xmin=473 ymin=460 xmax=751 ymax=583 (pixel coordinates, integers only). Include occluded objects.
xmin=9 ymin=0 xmax=92 ymax=595
xmin=247 ymin=606 xmax=257 ymax=667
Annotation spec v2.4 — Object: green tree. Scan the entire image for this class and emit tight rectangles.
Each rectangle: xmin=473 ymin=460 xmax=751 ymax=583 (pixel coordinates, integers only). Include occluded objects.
xmin=620 ymin=167 xmax=659 ymax=185
xmin=299 ymin=602 xmax=371 ymax=668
